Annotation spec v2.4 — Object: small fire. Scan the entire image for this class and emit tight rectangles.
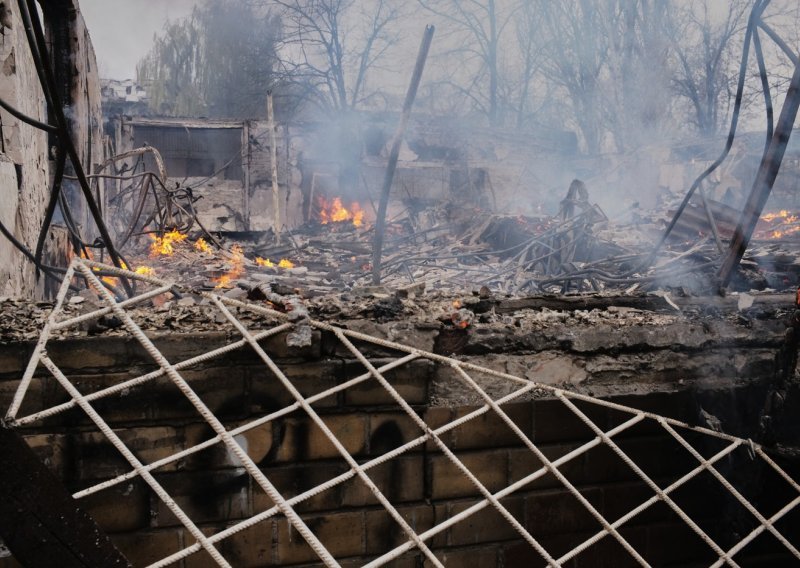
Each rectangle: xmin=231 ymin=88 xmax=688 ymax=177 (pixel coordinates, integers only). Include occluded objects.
xmin=135 ymin=266 xmax=155 ymax=277
xmin=318 ymin=197 xmax=364 ymax=227
xmin=214 ymin=245 xmax=245 ymax=289
xmin=758 ymin=210 xmax=800 ymax=239
xmin=194 ymin=238 xmax=212 ymax=253
xmin=256 ymin=257 xmax=296 ymax=269
xmin=150 ymin=229 xmax=188 ymax=257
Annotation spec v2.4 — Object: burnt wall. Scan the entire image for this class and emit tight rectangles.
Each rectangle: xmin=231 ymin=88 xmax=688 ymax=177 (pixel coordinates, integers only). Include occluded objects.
xmin=0 ymin=300 xmax=798 ymax=567
xmin=0 ymin=0 xmax=104 ymax=299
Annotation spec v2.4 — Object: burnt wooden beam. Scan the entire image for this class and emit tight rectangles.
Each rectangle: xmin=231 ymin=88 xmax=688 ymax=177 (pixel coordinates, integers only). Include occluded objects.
xmin=718 ymin=61 xmax=800 ymax=287
xmin=0 ymin=423 xmax=131 ymax=568
xmin=372 ymin=25 xmax=435 ymax=285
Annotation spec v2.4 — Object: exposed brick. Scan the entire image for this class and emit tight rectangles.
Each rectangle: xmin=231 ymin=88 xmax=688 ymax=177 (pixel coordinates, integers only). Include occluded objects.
xmin=507 ymin=443 xmax=585 ymax=491
xmin=343 ymin=359 xmax=432 ymax=406
xmin=21 ymin=432 xmax=66 ymax=476
xmin=46 ymin=336 xmax=144 ymax=373
xmin=422 ymin=406 xmax=456 ymax=450
xmin=80 ymin=478 xmax=151 ymax=533
xmin=430 ymin=450 xmax=508 ymax=500
xmin=367 ymin=412 xmax=424 ymax=455
xmin=253 ymin=462 xmax=349 ymax=514
xmin=425 ymin=544 xmax=499 ymax=568
xmin=340 ymin=455 xmax=425 ymax=507
xmin=0 ymin=342 xmax=31 ymax=379
xmin=645 ymin=522 xmax=719 ymax=566
xmin=445 ymin=495 xmax=525 ymax=546
xmin=364 ymin=504 xmax=434 ymax=556
xmin=182 ymin=526 xmax=227 ymax=568
xmin=523 ymin=486 xmax=603 ymax=537
xmin=275 ymin=511 xmax=363 ymax=564
xmin=532 ymin=398 xmax=610 ymax=444
xmin=0 ymin=376 xmax=44 ymax=419
xmin=249 ymin=360 xmax=341 ymax=412
xmin=152 ymin=471 xmax=251 ymax=527
xmin=109 ymin=529 xmax=182 ymax=566
xmin=272 ymin=414 xmax=367 ymax=462
xmin=448 ymin=402 xmax=532 ymax=450
xmin=219 ymin=520 xmax=275 ymax=567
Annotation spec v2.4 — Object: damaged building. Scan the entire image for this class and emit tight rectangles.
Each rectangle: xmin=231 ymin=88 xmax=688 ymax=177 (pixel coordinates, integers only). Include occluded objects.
xmin=1 ymin=1 xmax=800 ymax=567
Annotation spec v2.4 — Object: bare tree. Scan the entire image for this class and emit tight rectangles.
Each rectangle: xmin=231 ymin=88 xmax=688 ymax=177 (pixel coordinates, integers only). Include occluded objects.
xmin=417 ymin=0 xmax=520 ymax=127
xmin=138 ymin=0 xmax=281 ymax=118
xmin=269 ymin=0 xmax=404 ymax=113
xmin=668 ymin=0 xmax=750 ymax=138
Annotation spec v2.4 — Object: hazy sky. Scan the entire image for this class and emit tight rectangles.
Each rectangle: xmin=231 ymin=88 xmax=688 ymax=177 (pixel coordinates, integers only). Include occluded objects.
xmin=80 ymin=0 xmax=200 ymax=79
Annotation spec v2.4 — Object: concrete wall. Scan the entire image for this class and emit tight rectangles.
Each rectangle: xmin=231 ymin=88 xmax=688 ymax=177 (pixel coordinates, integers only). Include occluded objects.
xmin=0 ymin=303 xmax=797 ymax=566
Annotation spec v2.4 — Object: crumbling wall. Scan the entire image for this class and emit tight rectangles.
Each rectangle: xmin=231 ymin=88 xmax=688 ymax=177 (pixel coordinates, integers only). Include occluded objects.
xmin=0 ymin=1 xmax=52 ymax=298
xmin=0 ymin=0 xmax=104 ymax=299
xmin=0 ymin=299 xmax=796 ymax=566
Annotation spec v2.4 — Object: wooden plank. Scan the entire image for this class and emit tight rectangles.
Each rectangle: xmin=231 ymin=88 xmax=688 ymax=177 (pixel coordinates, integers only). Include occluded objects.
xmin=0 ymin=424 xmax=131 ymax=568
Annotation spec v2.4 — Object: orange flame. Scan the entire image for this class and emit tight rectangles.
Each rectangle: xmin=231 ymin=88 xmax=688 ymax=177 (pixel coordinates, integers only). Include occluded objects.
xmin=318 ymin=197 xmax=364 ymax=227
xmin=194 ymin=238 xmax=212 ymax=253
xmin=256 ymin=257 xmax=275 ymax=268
xmin=256 ymin=257 xmax=295 ymax=269
xmin=150 ymin=229 xmax=188 ymax=257
xmin=214 ymin=245 xmax=245 ymax=288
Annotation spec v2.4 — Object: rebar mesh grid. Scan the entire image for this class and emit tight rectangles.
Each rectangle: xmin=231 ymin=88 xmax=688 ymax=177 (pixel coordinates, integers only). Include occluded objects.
xmin=5 ymin=258 xmax=800 ymax=567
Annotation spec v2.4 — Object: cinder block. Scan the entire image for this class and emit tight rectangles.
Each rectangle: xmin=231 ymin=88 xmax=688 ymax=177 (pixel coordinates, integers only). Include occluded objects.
xmin=448 ymin=402 xmax=533 ymax=450
xmin=340 ymin=455 xmax=425 ymax=507
xmin=272 ymin=414 xmax=367 ymax=462
xmin=219 ymin=520 xmax=275 ymax=567
xmin=444 ymin=495 xmax=525 ymax=546
xmin=532 ymin=397 xmax=610 ymax=444
xmin=422 ymin=406 xmax=455 ymax=450
xmin=343 ymin=359 xmax=432 ymax=406
xmin=429 ymin=450 xmax=508 ymax=500
xmin=367 ymin=412 xmax=424 ymax=455
xmin=0 ymin=376 xmax=44 ymax=420
xmin=152 ymin=470 xmax=251 ymax=527
xmin=0 ymin=342 xmax=31 ymax=379
xmin=109 ymin=529 xmax=182 ymax=566
xmin=22 ymin=432 xmax=67 ymax=475
xmin=524 ymin=486 xmax=603 ymax=537
xmin=79 ymin=477 xmax=151 ymax=533
xmin=364 ymin=504 xmax=434 ymax=555
xmin=425 ymin=544 xmax=499 ymax=568
xmin=507 ymin=443 xmax=585 ymax=491
xmin=275 ymin=511 xmax=364 ymax=564
xmin=249 ymin=360 xmax=341 ymax=412
xmin=252 ymin=462 xmax=349 ymax=514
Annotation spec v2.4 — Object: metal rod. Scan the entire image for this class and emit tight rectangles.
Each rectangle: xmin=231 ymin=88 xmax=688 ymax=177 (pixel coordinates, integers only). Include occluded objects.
xmin=372 ymin=25 xmax=435 ymax=284
xmin=718 ymin=60 xmax=800 ymax=287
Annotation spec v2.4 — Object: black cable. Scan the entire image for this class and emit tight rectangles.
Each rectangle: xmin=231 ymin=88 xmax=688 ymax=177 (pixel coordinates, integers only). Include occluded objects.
xmin=634 ymin=0 xmax=768 ymax=273
xmin=0 ymin=94 xmax=57 ymax=133
xmin=17 ymin=0 xmax=132 ymax=297
xmin=753 ymin=26 xmax=774 ymax=155
xmin=0 ymin=216 xmax=78 ymax=290
xmin=34 ymin=144 xmax=67 ymax=269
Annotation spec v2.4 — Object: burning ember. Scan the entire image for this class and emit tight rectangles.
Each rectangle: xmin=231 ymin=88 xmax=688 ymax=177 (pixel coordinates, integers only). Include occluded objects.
xmin=256 ymin=257 xmax=296 ymax=269
xmin=194 ymin=238 xmax=212 ymax=253
xmin=134 ymin=266 xmax=155 ymax=277
xmin=757 ymin=210 xmax=800 ymax=240
xmin=318 ymin=196 xmax=364 ymax=227
xmin=150 ymin=229 xmax=189 ymax=257
xmin=214 ymin=245 xmax=245 ymax=289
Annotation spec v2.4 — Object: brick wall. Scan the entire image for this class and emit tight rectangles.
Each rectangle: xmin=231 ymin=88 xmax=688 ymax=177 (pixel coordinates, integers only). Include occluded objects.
xmin=0 ymin=315 xmax=797 ymax=566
